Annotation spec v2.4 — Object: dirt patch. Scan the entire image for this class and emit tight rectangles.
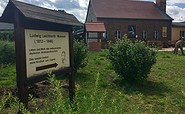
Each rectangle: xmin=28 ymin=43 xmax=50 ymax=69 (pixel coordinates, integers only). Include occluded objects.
xmin=0 ymin=79 xmax=70 ymax=113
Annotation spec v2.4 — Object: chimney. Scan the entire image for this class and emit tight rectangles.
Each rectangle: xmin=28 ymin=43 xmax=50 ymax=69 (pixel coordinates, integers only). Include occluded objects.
xmin=156 ymin=0 xmax=166 ymax=13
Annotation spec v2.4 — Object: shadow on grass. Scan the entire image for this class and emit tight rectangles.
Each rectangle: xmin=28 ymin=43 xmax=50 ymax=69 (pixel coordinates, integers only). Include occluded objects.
xmin=178 ymin=54 xmax=185 ymax=56
xmin=75 ymin=72 xmax=91 ymax=82
xmin=113 ymin=79 xmax=171 ymax=97
xmin=55 ymin=73 xmax=69 ymax=80
xmin=55 ymin=72 xmax=90 ymax=82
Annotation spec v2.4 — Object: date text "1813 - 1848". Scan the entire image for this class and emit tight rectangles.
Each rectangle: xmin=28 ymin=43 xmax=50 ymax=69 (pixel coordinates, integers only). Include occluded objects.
xmin=34 ymin=39 xmax=53 ymax=44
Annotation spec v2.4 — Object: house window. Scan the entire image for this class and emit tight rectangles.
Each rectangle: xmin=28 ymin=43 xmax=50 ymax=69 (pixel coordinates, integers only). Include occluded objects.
xmin=142 ymin=31 xmax=147 ymax=39
xmin=180 ymin=31 xmax=185 ymax=38
xmin=128 ymin=25 xmax=136 ymax=38
xmin=103 ymin=32 xmax=108 ymax=40
xmin=162 ymin=27 xmax=167 ymax=37
xmin=115 ymin=31 xmax=121 ymax=39
xmin=88 ymin=32 xmax=98 ymax=39
xmin=153 ymin=31 xmax=158 ymax=39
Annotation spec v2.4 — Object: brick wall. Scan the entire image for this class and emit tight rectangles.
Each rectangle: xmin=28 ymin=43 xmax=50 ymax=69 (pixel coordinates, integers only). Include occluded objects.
xmin=98 ymin=18 xmax=172 ymax=47
xmin=88 ymin=42 xmax=102 ymax=51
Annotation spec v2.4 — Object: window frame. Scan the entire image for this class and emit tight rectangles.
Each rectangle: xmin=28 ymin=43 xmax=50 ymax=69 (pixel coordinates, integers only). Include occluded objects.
xmin=115 ymin=31 xmax=121 ymax=39
xmin=103 ymin=31 xmax=108 ymax=40
xmin=153 ymin=31 xmax=158 ymax=40
xmin=162 ymin=27 xmax=167 ymax=37
xmin=142 ymin=31 xmax=147 ymax=39
xmin=180 ymin=31 xmax=185 ymax=38
xmin=128 ymin=25 xmax=136 ymax=38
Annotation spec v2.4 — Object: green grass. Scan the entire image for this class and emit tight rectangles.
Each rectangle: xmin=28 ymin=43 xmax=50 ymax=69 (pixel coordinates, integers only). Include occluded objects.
xmin=0 ymin=64 xmax=16 ymax=88
xmin=0 ymin=51 xmax=185 ymax=113
xmin=76 ymin=51 xmax=185 ymax=113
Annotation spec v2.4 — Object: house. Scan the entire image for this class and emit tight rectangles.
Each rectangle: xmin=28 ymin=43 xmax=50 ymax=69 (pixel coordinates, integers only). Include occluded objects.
xmin=85 ymin=0 xmax=173 ymax=50
xmin=85 ymin=22 xmax=106 ymax=51
xmin=172 ymin=22 xmax=185 ymax=45
xmin=0 ymin=22 xmax=14 ymax=32
xmin=0 ymin=22 xmax=14 ymax=40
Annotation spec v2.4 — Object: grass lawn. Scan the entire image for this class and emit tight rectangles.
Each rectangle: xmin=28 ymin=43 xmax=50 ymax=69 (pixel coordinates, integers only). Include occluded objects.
xmin=0 ymin=64 xmax=16 ymax=88
xmin=0 ymin=51 xmax=185 ymax=113
xmin=76 ymin=51 xmax=185 ymax=113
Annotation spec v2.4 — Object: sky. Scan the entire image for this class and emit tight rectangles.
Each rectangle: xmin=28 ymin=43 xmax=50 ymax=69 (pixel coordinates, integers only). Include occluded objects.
xmin=0 ymin=0 xmax=185 ymax=23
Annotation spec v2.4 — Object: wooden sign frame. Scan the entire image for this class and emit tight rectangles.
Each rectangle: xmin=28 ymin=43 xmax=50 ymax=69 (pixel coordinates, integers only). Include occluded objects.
xmin=0 ymin=0 xmax=83 ymax=109
xmin=14 ymin=9 xmax=75 ymax=107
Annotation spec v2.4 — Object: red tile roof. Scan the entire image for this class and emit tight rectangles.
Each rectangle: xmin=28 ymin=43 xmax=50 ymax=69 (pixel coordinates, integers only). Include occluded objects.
xmin=91 ymin=0 xmax=173 ymax=20
xmin=85 ymin=22 xmax=106 ymax=32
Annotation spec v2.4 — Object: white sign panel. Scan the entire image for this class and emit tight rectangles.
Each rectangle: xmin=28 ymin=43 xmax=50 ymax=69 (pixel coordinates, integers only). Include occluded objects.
xmin=25 ymin=29 xmax=70 ymax=78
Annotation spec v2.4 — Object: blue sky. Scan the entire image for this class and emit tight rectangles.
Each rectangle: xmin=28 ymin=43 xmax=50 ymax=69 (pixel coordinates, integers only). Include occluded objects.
xmin=0 ymin=0 xmax=185 ymax=22
xmin=175 ymin=3 xmax=185 ymax=8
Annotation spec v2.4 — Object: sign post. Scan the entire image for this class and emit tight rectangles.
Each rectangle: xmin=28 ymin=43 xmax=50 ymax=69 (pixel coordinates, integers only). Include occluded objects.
xmin=69 ymin=31 xmax=75 ymax=102
xmin=14 ymin=10 xmax=29 ymax=107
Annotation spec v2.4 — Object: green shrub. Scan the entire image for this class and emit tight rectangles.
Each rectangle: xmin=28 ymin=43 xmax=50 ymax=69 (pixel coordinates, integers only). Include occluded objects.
xmin=0 ymin=41 xmax=15 ymax=65
xmin=0 ymin=31 xmax=14 ymax=41
xmin=73 ymin=39 xmax=88 ymax=72
xmin=107 ymin=37 xmax=156 ymax=83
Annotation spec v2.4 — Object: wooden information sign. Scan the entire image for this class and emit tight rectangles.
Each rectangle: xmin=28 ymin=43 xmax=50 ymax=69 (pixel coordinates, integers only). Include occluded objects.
xmin=0 ymin=0 xmax=82 ymax=108
xmin=25 ymin=29 xmax=70 ymax=78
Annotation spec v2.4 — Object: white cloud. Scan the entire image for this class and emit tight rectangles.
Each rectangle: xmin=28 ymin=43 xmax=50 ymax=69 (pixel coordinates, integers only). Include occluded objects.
xmin=167 ymin=0 xmax=185 ymax=5
xmin=49 ymin=0 xmax=57 ymax=3
xmin=167 ymin=5 xmax=185 ymax=22
xmin=67 ymin=8 xmax=87 ymax=23
xmin=41 ymin=2 xmax=56 ymax=10
xmin=0 ymin=6 xmax=4 ymax=13
xmin=78 ymin=0 xmax=88 ymax=8
xmin=0 ymin=0 xmax=8 ymax=15
xmin=0 ymin=0 xmax=184 ymax=23
xmin=142 ymin=0 xmax=185 ymax=4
